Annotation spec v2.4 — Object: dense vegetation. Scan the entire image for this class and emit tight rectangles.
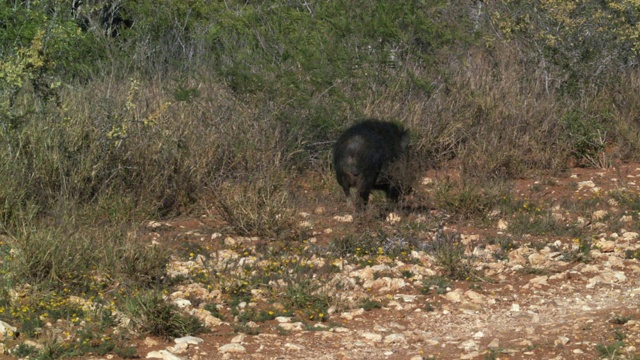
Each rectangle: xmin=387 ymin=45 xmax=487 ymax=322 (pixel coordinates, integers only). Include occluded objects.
xmin=2 ymin=0 xmax=640 ymax=357
xmin=3 ymin=0 xmax=640 ymax=224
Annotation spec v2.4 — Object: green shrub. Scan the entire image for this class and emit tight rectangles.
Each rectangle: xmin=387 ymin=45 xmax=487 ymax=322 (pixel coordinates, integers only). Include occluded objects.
xmin=428 ymin=230 xmax=476 ymax=281
xmin=123 ymin=290 xmax=204 ymax=339
xmin=563 ymin=110 xmax=609 ymax=168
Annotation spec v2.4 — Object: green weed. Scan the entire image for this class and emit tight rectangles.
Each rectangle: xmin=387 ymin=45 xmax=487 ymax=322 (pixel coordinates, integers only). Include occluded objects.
xmin=509 ymin=211 xmax=580 ymax=237
xmin=114 ymin=347 xmax=138 ymax=359
xmin=609 ymin=315 xmax=631 ymax=325
xmin=596 ymin=341 xmax=625 ymax=358
xmin=518 ymin=266 xmax=551 ymax=276
xmin=562 ymin=238 xmax=593 ymax=263
xmin=11 ymin=343 xmax=38 ymax=358
xmin=433 ymin=180 xmax=507 ymax=222
xmin=122 ymin=290 xmax=204 ymax=340
xmin=488 ymin=236 xmax=517 ymax=261
xmin=421 ymin=276 xmax=451 ymax=295
xmin=232 ymin=323 xmax=261 ymax=335
xmin=282 ymin=279 xmax=331 ymax=322
xmin=204 ymin=303 xmax=225 ymax=320
xmin=563 ymin=110 xmax=609 ymax=168
xmin=428 ymin=230 xmax=476 ymax=281
xmin=360 ymin=299 xmax=383 ymax=311
xmin=625 ymin=249 xmax=640 ymax=260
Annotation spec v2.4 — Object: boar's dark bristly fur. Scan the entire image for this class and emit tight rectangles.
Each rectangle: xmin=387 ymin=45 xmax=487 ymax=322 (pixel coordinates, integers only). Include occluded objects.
xmin=333 ymin=119 xmax=410 ymax=212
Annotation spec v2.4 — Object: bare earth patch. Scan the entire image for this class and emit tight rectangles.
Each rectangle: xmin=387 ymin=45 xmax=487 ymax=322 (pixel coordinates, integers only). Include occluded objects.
xmin=4 ymin=164 xmax=640 ymax=360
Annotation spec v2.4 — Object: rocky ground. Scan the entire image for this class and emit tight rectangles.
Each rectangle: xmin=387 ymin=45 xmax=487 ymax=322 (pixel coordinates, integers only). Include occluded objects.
xmin=3 ymin=165 xmax=640 ymax=360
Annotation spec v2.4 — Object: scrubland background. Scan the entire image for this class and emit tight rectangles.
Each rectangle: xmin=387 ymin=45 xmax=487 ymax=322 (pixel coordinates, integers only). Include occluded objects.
xmin=2 ymin=0 xmax=640 ymax=356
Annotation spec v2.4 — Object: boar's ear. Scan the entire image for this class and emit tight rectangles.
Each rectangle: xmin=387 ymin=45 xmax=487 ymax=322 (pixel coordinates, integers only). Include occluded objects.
xmin=400 ymin=130 xmax=410 ymax=150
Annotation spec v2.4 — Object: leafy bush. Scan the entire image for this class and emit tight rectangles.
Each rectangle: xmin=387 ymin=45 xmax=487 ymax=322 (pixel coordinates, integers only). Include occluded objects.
xmin=490 ymin=0 xmax=640 ymax=93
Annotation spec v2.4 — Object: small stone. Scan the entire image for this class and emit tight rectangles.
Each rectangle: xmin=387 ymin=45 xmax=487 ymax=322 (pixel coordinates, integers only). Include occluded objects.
xmin=421 ymin=177 xmax=434 ymax=185
xmin=275 ymin=316 xmax=292 ymax=323
xmin=373 ymin=324 xmax=388 ymax=332
xmin=146 ymin=350 xmax=183 ymax=360
xmin=597 ymin=240 xmax=616 ymax=253
xmin=218 ymin=343 xmax=246 ymax=354
xmin=144 ymin=337 xmax=160 ymax=347
xmin=174 ymin=336 xmax=203 ymax=345
xmin=528 ymin=253 xmax=546 ymax=266
xmin=555 ymin=336 xmax=570 ymax=346
xmin=360 ymin=332 xmax=382 ymax=342
xmin=623 ymin=232 xmax=639 ymax=240
xmin=364 ymin=277 xmax=406 ymax=292
xmin=383 ymin=333 xmax=407 ymax=346
xmin=510 ymin=303 xmax=521 ymax=312
xmin=333 ymin=215 xmax=353 ymax=223
xmin=487 ymin=338 xmax=500 ymax=349
xmin=231 ymin=334 xmax=245 ymax=344
xmin=190 ymin=308 xmax=224 ymax=328
xmin=461 ymin=234 xmax=480 ymax=244
xmin=459 ymin=339 xmax=478 ymax=352
xmin=592 ymin=210 xmax=608 ymax=221
xmin=444 ymin=289 xmax=463 ymax=303
xmin=0 ymin=320 xmax=16 ymax=339
xmin=613 ymin=271 xmax=627 ymax=282
xmin=284 ymin=343 xmax=305 ymax=351
xmin=529 ymin=276 xmax=549 ymax=286
xmin=387 ymin=300 xmax=404 ymax=310
xmin=581 ymin=264 xmax=600 ymax=273
xmin=497 ymin=219 xmax=509 ymax=230
xmin=620 ymin=215 xmax=633 ymax=223
xmin=577 ymin=181 xmax=596 ymax=190
xmin=472 ymin=331 xmax=484 ymax=339
xmin=298 ymin=220 xmax=313 ymax=229
xmin=386 ymin=212 xmax=401 ymax=224
xmin=586 ymin=277 xmax=601 ymax=289
xmin=172 ymin=298 xmax=191 ymax=308
xmin=167 ymin=343 xmax=189 ymax=354
xmin=516 ymin=339 xmax=533 ymax=347
xmin=508 ymin=250 xmax=527 ymax=265
xmin=464 ymin=290 xmax=485 ymax=304
xmin=146 ymin=350 xmax=164 ymax=358
xmin=21 ymin=340 xmax=44 ymax=350
xmin=278 ymin=322 xmax=305 ymax=331
xmin=608 ymin=256 xmax=625 ymax=268
xmin=394 ymin=294 xmax=417 ymax=303
xmin=147 ymin=221 xmax=164 ymax=229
